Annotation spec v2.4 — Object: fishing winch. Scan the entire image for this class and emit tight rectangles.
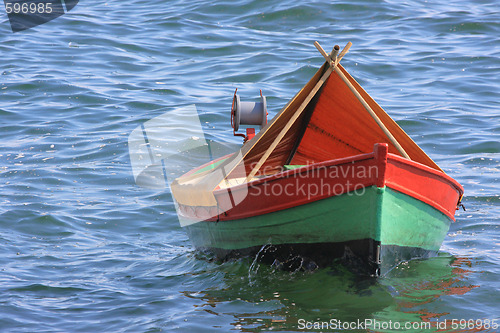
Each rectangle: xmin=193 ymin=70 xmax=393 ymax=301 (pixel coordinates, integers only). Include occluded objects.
xmin=231 ymin=88 xmax=267 ymax=142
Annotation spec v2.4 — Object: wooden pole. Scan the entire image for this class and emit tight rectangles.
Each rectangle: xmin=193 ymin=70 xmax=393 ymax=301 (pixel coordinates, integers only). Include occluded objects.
xmin=245 ymin=66 xmax=334 ymax=182
xmin=334 ymin=67 xmax=411 ymax=159
xmin=316 ymin=41 xmax=410 ymax=159
xmin=315 ymin=41 xmax=352 ymax=67
xmin=245 ymin=42 xmax=357 ymax=182
xmin=338 ymin=42 xmax=352 ymax=63
xmin=246 ymin=41 xmax=410 ymax=183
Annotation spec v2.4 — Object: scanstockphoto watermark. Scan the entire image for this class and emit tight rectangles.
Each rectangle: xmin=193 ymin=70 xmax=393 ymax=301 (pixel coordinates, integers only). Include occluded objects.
xmin=128 ymin=105 xmax=248 ymax=225
xmin=297 ymin=318 xmax=499 ymax=331
xmin=249 ymin=177 xmax=370 ymax=200
xmin=3 ymin=0 xmax=79 ymax=32
xmin=250 ymin=163 xmax=379 ymax=180
xmin=249 ymin=163 xmax=379 ymax=200
xmin=297 ymin=319 xmax=433 ymax=331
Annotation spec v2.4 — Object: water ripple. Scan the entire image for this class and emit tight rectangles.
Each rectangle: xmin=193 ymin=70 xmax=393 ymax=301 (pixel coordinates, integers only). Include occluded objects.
xmin=0 ymin=0 xmax=499 ymax=331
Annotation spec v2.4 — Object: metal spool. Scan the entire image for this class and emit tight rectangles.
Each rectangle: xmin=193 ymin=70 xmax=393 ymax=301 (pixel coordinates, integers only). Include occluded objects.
xmin=231 ymin=90 xmax=267 ymax=132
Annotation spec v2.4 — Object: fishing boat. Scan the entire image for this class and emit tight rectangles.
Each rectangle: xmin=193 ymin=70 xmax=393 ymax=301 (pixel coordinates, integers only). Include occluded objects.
xmin=170 ymin=42 xmax=464 ymax=276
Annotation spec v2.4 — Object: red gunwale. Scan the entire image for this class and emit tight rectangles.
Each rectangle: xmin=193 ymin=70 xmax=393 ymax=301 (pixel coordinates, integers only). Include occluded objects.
xmin=176 ymin=144 xmax=464 ymax=222
xmin=385 ymin=153 xmax=464 ymax=221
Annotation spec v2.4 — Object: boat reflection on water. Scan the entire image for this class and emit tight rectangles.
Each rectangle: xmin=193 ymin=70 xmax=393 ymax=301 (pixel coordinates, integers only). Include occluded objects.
xmin=379 ymin=256 xmax=482 ymax=332
xmin=181 ymin=254 xmax=480 ymax=332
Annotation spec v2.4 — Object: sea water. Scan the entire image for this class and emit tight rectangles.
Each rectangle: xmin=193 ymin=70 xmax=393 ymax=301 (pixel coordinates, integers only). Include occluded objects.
xmin=0 ymin=0 xmax=499 ymax=331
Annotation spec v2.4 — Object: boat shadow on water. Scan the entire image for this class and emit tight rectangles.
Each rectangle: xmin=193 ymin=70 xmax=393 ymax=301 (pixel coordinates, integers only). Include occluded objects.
xmin=183 ymin=253 xmax=479 ymax=332
xmin=216 ymin=241 xmax=383 ymax=276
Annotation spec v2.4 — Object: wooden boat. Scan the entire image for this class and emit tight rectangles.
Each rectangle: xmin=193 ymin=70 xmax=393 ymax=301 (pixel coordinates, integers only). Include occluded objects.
xmin=170 ymin=42 xmax=464 ymax=276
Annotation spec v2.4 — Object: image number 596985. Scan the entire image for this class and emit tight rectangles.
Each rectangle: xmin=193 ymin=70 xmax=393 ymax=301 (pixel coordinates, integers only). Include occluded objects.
xmin=5 ymin=2 xmax=54 ymax=14
xmin=3 ymin=0 xmax=79 ymax=32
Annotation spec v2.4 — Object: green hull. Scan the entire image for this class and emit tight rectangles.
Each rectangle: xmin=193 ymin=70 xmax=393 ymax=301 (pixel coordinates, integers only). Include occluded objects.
xmin=184 ymin=186 xmax=452 ymax=275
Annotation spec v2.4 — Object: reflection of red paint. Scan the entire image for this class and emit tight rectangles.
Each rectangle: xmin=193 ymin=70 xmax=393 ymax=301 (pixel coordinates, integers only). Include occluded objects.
xmin=393 ymin=257 xmax=481 ymax=330
xmin=452 ymin=267 xmax=471 ymax=275
xmin=410 ymin=310 xmax=449 ymax=321
xmin=452 ymin=257 xmax=474 ymax=268
xmin=446 ymin=285 xmax=479 ymax=296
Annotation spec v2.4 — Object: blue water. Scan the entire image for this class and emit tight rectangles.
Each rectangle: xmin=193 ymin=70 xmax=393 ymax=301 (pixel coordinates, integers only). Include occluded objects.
xmin=1 ymin=0 xmax=499 ymax=332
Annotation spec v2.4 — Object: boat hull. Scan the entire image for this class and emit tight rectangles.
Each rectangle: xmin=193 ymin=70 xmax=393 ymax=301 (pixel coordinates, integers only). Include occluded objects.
xmin=184 ymin=186 xmax=452 ymax=275
xmin=175 ymin=144 xmax=463 ymax=276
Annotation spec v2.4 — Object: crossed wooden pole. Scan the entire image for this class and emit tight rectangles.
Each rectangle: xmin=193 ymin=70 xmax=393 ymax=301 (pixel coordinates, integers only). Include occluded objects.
xmin=314 ymin=41 xmax=410 ymax=160
xmin=244 ymin=41 xmax=410 ymax=183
